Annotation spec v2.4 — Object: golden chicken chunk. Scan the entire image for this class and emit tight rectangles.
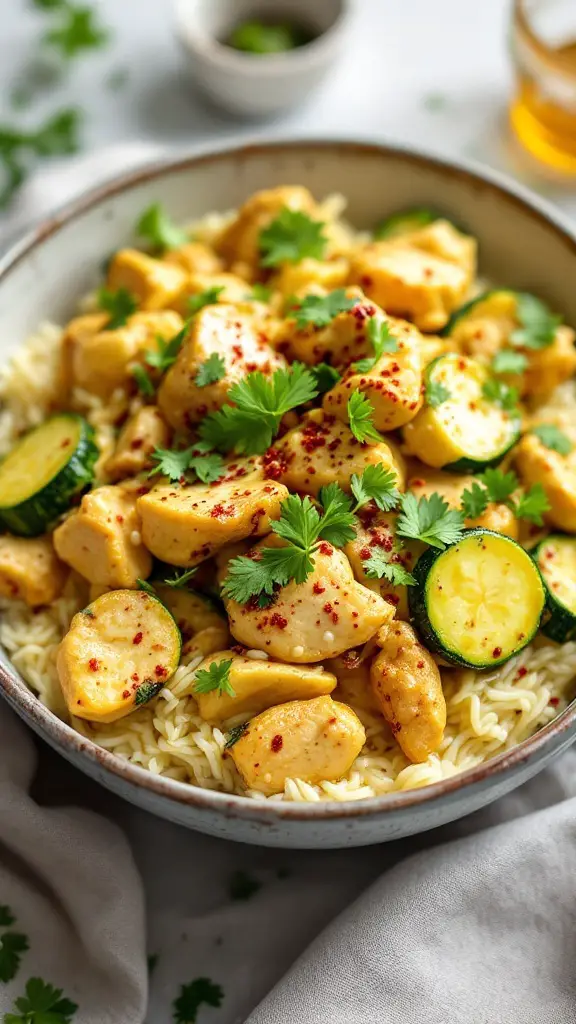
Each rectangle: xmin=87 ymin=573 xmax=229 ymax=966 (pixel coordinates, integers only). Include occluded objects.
xmin=0 ymin=534 xmax=67 ymax=607
xmin=515 ymin=432 xmax=576 ymax=532
xmin=72 ymin=310 xmax=183 ymax=399
xmin=264 ymin=408 xmax=405 ymax=498
xmin=60 ymin=312 xmax=109 ymax=397
xmin=157 ymin=304 xmax=285 ymax=431
xmin=105 ymin=407 xmax=170 ymax=481
xmin=229 ymin=695 xmax=366 ymax=796
xmin=171 ymin=271 xmax=251 ymax=317
xmin=323 ymin=316 xmax=423 ymax=431
xmin=271 ymin=257 xmax=349 ymax=299
xmin=276 ymin=294 xmax=379 ymax=367
xmin=193 ymin=650 xmax=336 ymax=723
xmin=401 ymin=219 xmax=476 ymax=276
xmin=54 ymin=484 xmax=151 ymax=587
xmin=216 ymin=185 xmax=319 ymax=273
xmin=350 ymin=238 xmax=472 ymax=332
xmin=153 ymin=586 xmax=230 ymax=658
xmin=370 ymin=621 xmax=446 ymax=763
xmin=137 ymin=460 xmax=288 ymax=567
xmin=407 ymin=466 xmax=519 ymax=539
xmin=344 ymin=508 xmax=424 ymax=620
xmin=162 ymin=241 xmax=223 ymax=276
xmin=222 ymin=536 xmax=393 ymax=662
xmin=326 ymin=653 xmax=381 ymax=716
xmin=107 ymin=249 xmax=187 ymax=311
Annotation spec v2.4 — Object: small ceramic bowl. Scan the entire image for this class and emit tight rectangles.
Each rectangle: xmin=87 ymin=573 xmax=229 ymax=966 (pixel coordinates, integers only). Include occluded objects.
xmin=174 ymin=0 xmax=349 ymax=117
xmin=1 ymin=139 xmax=576 ymax=848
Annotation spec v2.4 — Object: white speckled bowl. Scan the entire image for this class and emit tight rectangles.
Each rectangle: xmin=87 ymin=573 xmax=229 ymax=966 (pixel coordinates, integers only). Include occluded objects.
xmin=1 ymin=139 xmax=576 ymax=848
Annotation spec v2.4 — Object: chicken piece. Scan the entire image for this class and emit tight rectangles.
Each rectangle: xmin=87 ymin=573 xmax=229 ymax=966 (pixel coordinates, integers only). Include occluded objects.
xmin=407 ymin=466 xmax=519 ymax=539
xmin=275 ymin=293 xmax=379 ymax=367
xmin=53 ymin=484 xmax=151 ymax=587
xmin=171 ymin=271 xmax=251 ymax=317
xmin=326 ymin=654 xmax=381 ymax=716
xmin=402 ymin=219 xmax=476 ymax=276
xmin=323 ymin=316 xmax=423 ymax=431
xmin=72 ymin=310 xmax=183 ymax=399
xmin=222 ymin=535 xmax=393 ymax=662
xmin=265 ymin=408 xmax=405 ymax=498
xmin=216 ymin=185 xmax=319 ymax=273
xmin=271 ymin=257 xmax=349 ymax=299
xmin=153 ymin=586 xmax=230 ymax=658
xmin=0 ymin=534 xmax=67 ymax=607
xmin=157 ymin=304 xmax=286 ymax=431
xmin=137 ymin=459 xmax=288 ymax=567
xmin=515 ymin=433 xmax=576 ymax=532
xmin=107 ymin=249 xmax=187 ymax=311
xmin=230 ymin=695 xmax=366 ymax=796
xmin=523 ymin=327 xmax=576 ymax=399
xmin=370 ymin=621 xmax=446 ymax=762
xmin=349 ymin=239 xmax=472 ymax=332
xmin=344 ymin=508 xmax=424 ymax=620
xmin=61 ymin=312 xmax=109 ymax=397
xmin=194 ymin=650 xmax=336 ymax=723
xmin=163 ymin=241 xmax=223 ymax=276
xmin=58 ymin=589 xmax=181 ymax=724
xmin=105 ymin=407 xmax=170 ymax=481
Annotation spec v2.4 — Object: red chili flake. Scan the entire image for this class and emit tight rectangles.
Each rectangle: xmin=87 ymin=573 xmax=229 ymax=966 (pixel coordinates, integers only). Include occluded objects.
xmin=269 ymin=613 xmax=288 ymax=629
xmin=155 ymin=665 xmax=168 ymax=678
xmin=130 ymin=438 xmax=144 ymax=450
xmin=384 ymin=593 xmax=400 ymax=606
xmin=313 ymin=582 xmax=325 ymax=594
xmin=88 ymin=658 xmax=99 ymax=672
xmin=122 ymin=689 xmax=130 ymax=700
xmin=323 ymin=602 xmax=333 ymax=614
xmin=492 ymin=647 xmax=502 ymax=658
xmin=60 ymin=438 xmax=71 ymax=448
xmin=131 ymin=672 xmax=140 ymax=682
xmin=319 ymin=542 xmax=333 ymax=556
xmin=332 ymin=612 xmax=339 ymax=624
xmin=417 ymin=661 xmax=424 ymax=669
xmin=116 ymin=515 xmax=124 ymax=524
xmin=263 ymin=447 xmax=290 ymax=480
xmin=516 ymin=666 xmax=527 ymax=679
xmin=271 ymin=734 xmax=283 ymax=753
xmin=210 ymin=503 xmax=234 ymax=519
xmin=136 ymin=485 xmax=150 ymax=496
xmin=549 ymin=697 xmax=560 ymax=706
xmin=133 ymin=632 xmax=143 ymax=645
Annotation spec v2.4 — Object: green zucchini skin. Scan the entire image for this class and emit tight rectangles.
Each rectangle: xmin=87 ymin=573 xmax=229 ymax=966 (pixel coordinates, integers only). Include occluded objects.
xmin=409 ymin=528 xmax=545 ymax=669
xmin=0 ymin=415 xmax=98 ymax=537
xmin=534 ymin=536 xmax=576 ymax=644
xmin=440 ymin=289 xmax=516 ymax=338
xmin=374 ymin=207 xmax=440 ymax=240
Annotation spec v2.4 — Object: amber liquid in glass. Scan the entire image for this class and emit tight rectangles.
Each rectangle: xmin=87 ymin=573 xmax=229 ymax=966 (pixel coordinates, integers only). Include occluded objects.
xmin=511 ymin=36 xmax=576 ymax=173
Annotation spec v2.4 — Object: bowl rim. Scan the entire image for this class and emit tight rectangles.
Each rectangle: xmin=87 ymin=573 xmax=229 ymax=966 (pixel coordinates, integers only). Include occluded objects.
xmin=1 ymin=135 xmax=576 ymax=824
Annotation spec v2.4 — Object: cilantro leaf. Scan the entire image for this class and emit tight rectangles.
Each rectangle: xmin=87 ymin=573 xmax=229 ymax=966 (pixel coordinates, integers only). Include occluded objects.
xmin=248 ymin=284 xmax=272 ymax=302
xmin=145 ymin=325 xmax=188 ymax=374
xmin=478 ymin=468 xmax=519 ymax=503
xmin=362 ymin=551 xmax=416 ymax=586
xmin=195 ymin=353 xmax=226 ymax=387
xmin=350 ymin=464 xmax=400 ymax=512
xmin=188 ymin=286 xmax=225 ymax=315
xmin=194 ymin=659 xmax=234 ymax=697
xmin=309 ymin=363 xmax=340 ymax=394
xmin=162 ymin=568 xmax=197 ymax=589
xmin=0 ymin=906 xmax=15 ymax=927
xmin=229 ymin=870 xmax=261 ymax=901
xmin=460 ymin=481 xmax=490 ymax=519
xmin=0 ymin=932 xmax=29 ymax=983
xmin=136 ymin=203 xmax=188 ymax=252
xmin=510 ymin=293 xmax=561 ymax=350
xmin=510 ymin=483 xmax=551 ymax=525
xmin=148 ymin=446 xmax=225 ymax=485
xmin=532 ymin=423 xmax=573 ymax=456
xmin=199 ymin=364 xmax=318 ymax=455
xmin=271 ymin=493 xmax=321 ymax=550
xmin=5 ymin=976 xmax=77 ymax=1023
xmin=397 ymin=492 xmax=465 ymax=550
xmin=43 ymin=4 xmax=110 ymax=59
xmin=224 ymin=723 xmax=248 ymax=749
xmin=0 ymin=108 xmax=82 ymax=210
xmin=491 ymin=349 xmax=528 ymax=375
xmin=97 ymin=287 xmax=137 ymax=330
xmin=259 ymin=208 xmax=328 ymax=267
xmin=137 ymin=578 xmax=157 ymax=597
xmin=347 ymin=393 xmax=383 ymax=444
xmin=481 ymin=378 xmax=519 ymax=412
xmin=317 ymin=484 xmax=356 ymax=546
xmin=425 ymin=378 xmax=451 ymax=408
xmin=353 ymin=316 xmax=398 ymax=372
xmin=288 ymin=289 xmax=359 ymax=330
xmin=131 ymin=364 xmax=155 ymax=397
xmin=173 ymin=977 xmax=224 ymax=1024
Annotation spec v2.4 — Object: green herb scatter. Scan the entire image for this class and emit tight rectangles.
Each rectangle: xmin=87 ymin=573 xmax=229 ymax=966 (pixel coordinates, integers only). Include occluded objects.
xmin=188 ymin=287 xmax=225 ymax=316
xmin=288 ymin=289 xmax=359 ymax=330
xmin=491 ymin=349 xmax=528 ymax=375
xmin=195 ymin=353 xmax=226 ymax=387
xmin=229 ymin=870 xmax=262 ymax=900
xmin=396 ymin=493 xmax=465 ymax=550
xmin=532 ymin=423 xmax=573 ymax=456
xmin=173 ymin=977 xmax=223 ymax=1024
xmin=136 ymin=203 xmax=188 ymax=252
xmin=347 ymin=393 xmax=383 ymax=444
xmin=425 ymin=378 xmax=451 ymax=409
xmin=0 ymin=108 xmax=82 ymax=209
xmin=194 ymin=659 xmax=235 ymax=697
xmin=42 ymin=4 xmax=110 ymax=60
xmin=259 ymin=208 xmax=328 ymax=267
xmin=97 ymin=287 xmax=138 ymax=330
xmin=362 ymin=551 xmax=416 ymax=586
xmin=4 ymin=976 xmax=78 ymax=1023
xmin=353 ymin=316 xmax=398 ymax=373
xmin=509 ymin=294 xmax=561 ymax=350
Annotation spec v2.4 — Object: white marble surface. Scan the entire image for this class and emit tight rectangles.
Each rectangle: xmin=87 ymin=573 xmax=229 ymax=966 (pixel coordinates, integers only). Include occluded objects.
xmin=1 ymin=2 xmax=576 ymax=1023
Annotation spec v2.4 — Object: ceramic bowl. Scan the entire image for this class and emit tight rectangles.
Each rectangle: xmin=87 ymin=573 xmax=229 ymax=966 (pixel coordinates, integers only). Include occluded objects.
xmin=174 ymin=0 xmax=349 ymax=117
xmin=1 ymin=139 xmax=576 ymax=849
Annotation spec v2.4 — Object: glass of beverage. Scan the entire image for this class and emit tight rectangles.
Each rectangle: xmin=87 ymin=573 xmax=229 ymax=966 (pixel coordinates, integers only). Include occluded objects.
xmin=510 ymin=0 xmax=576 ymax=174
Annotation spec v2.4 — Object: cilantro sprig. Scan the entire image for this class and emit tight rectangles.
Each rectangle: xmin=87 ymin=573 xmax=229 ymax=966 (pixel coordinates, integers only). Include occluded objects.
xmin=199 ymin=363 xmax=318 ymax=455
xmin=173 ymin=977 xmax=223 ymax=1024
xmin=0 ymin=108 xmax=82 ymax=210
xmin=532 ymin=423 xmax=573 ymax=456
xmin=396 ymin=492 xmax=465 ymax=550
xmin=510 ymin=294 xmax=561 ymax=350
xmin=309 ymin=363 xmax=340 ymax=394
xmin=132 ymin=324 xmax=188 ymax=395
xmin=347 ymin=393 xmax=383 ymax=444
xmin=353 ymin=315 xmax=398 ymax=373
xmin=188 ymin=286 xmax=225 ymax=315
xmin=460 ymin=467 xmax=550 ymax=525
xmin=259 ymin=208 xmax=328 ymax=267
xmin=194 ymin=659 xmax=234 ymax=697
xmin=0 ymin=904 xmax=28 ymax=985
xmin=98 ymin=286 xmax=138 ymax=330
xmin=363 ymin=551 xmax=416 ymax=587
xmin=491 ymin=349 xmax=528 ymax=375
xmin=149 ymin=443 xmax=225 ymax=485
xmin=196 ymin=353 xmax=226 ymax=387
xmin=162 ymin=568 xmax=198 ymax=589
xmin=42 ymin=3 xmax=110 ymax=60
xmin=136 ymin=202 xmax=188 ymax=252
xmin=288 ymin=289 xmax=359 ymax=330
xmin=5 ymin=976 xmax=78 ymax=1023
xmin=481 ymin=378 xmax=520 ymax=412
xmin=425 ymin=378 xmax=451 ymax=408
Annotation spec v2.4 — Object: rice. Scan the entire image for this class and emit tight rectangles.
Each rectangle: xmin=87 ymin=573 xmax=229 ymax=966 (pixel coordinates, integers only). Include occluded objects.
xmin=0 ymin=201 xmax=575 ymax=804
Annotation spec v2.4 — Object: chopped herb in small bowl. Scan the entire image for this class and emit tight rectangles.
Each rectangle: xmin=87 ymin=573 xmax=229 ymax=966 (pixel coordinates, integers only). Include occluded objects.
xmin=226 ymin=19 xmax=315 ymax=54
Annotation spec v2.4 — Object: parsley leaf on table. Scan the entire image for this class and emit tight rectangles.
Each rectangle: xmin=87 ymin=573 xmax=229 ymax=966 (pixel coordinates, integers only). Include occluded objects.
xmin=509 ymin=483 xmax=550 ymax=525
xmin=353 ymin=316 xmax=398 ymax=372
xmin=259 ymin=208 xmax=328 ymax=267
xmin=229 ymin=870 xmax=262 ymax=901
xmin=347 ymin=393 xmax=383 ymax=444
xmin=491 ymin=349 xmax=528 ymax=375
xmin=350 ymin=464 xmax=400 ymax=512
xmin=173 ymin=977 xmax=224 ymax=1024
xmin=425 ymin=378 xmax=451 ymax=409
xmin=149 ymin=445 xmax=225 ymax=485
xmin=0 ymin=107 xmax=82 ymax=209
xmin=309 ymin=363 xmax=340 ymax=394
xmin=481 ymin=378 xmax=519 ymax=412
xmin=0 ymin=907 xmax=15 ymax=928
xmin=195 ymin=353 xmax=226 ymax=387
xmin=288 ymin=289 xmax=359 ymax=330
xmin=5 ymin=976 xmax=78 ymax=1023
xmin=97 ymin=287 xmax=138 ymax=330
xmin=396 ymin=492 xmax=465 ymax=550
xmin=532 ymin=423 xmax=573 ymax=456
xmin=194 ymin=659 xmax=234 ymax=697
xmin=42 ymin=3 xmax=110 ymax=60
xmin=509 ymin=294 xmax=561 ymax=350
xmin=188 ymin=286 xmax=225 ymax=315
xmin=136 ymin=202 xmax=188 ymax=252
xmin=0 ymin=932 xmax=29 ymax=983
xmin=460 ymin=481 xmax=490 ymax=519
xmin=362 ymin=551 xmax=416 ymax=587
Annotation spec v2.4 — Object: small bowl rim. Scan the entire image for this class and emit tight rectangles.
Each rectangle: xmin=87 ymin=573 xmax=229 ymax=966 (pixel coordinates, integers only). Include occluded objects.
xmin=2 ymin=135 xmax=576 ymax=825
xmin=173 ymin=0 xmax=350 ymax=77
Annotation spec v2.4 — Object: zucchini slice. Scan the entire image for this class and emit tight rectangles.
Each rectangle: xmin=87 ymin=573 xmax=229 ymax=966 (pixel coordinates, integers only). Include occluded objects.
xmin=441 ymin=289 xmax=517 ymax=337
xmin=0 ymin=414 xmax=98 ymax=536
xmin=534 ymin=535 xmax=576 ymax=643
xmin=409 ymin=529 xmax=545 ymax=669
xmin=57 ymin=588 xmax=182 ymax=724
xmin=402 ymin=353 xmax=521 ymax=473
xmin=374 ymin=206 xmax=440 ymax=240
